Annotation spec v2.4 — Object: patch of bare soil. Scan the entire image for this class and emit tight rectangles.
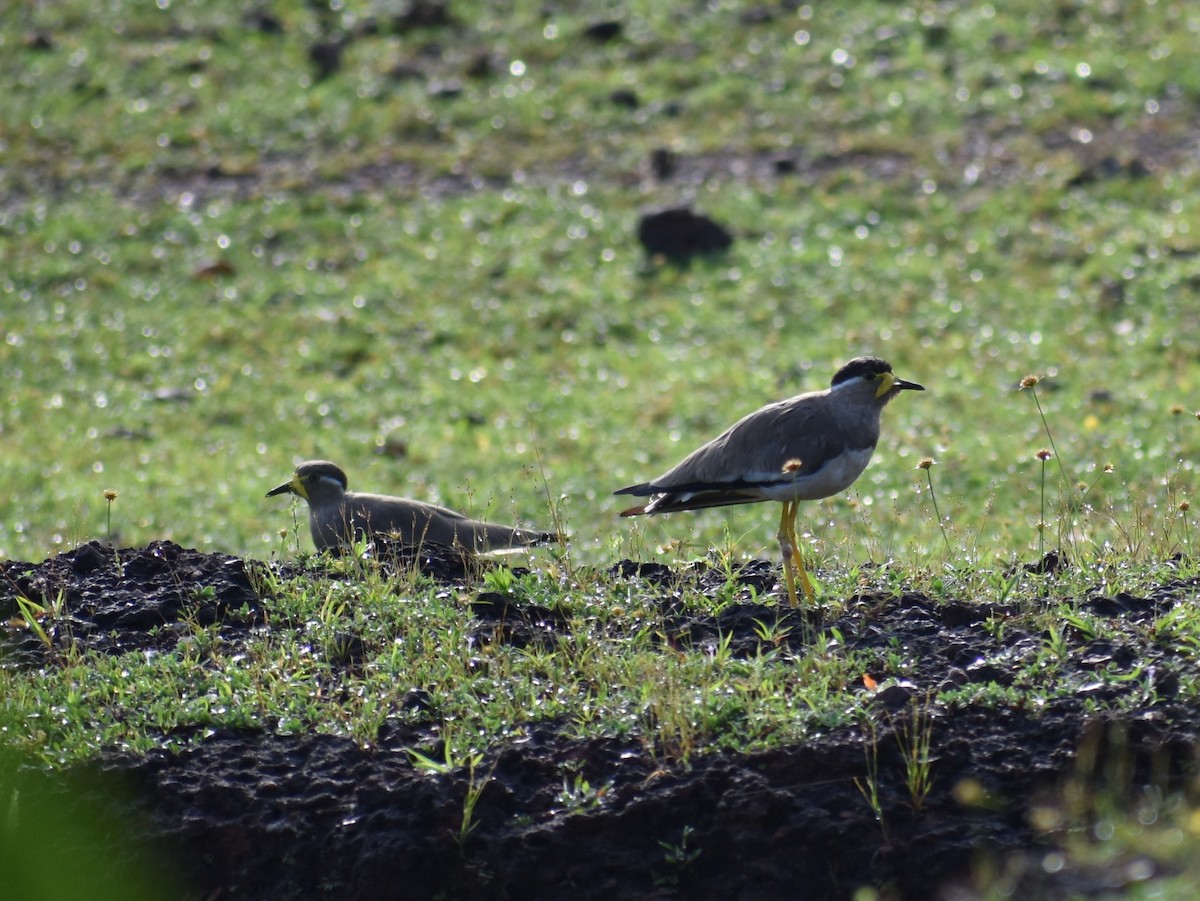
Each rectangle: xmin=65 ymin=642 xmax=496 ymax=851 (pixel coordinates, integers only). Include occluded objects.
xmin=3 ymin=542 xmax=1199 ymax=900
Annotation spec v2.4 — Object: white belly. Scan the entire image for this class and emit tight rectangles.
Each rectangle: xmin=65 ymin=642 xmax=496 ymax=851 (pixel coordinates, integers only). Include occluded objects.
xmin=758 ymin=446 xmax=875 ymax=503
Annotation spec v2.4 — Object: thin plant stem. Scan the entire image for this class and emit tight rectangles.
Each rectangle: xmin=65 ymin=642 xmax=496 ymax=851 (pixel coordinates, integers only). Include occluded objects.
xmin=1028 ymin=388 xmax=1072 ymax=503
xmin=1039 ymin=456 xmax=1048 ymax=562
xmin=1022 ymin=376 xmax=1074 ymax=553
xmin=1078 ymin=462 xmax=1114 ymax=503
xmin=921 ymin=472 xmax=950 ymax=556
xmin=1181 ymin=501 xmax=1192 ymax=556
xmin=103 ymin=489 xmax=118 ymax=543
xmin=530 ymin=429 xmax=573 ymax=578
xmin=921 ymin=461 xmax=952 ymax=555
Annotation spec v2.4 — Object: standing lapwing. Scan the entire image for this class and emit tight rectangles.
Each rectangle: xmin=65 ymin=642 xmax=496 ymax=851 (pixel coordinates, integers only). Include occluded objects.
xmin=615 ymin=357 xmax=924 ymax=605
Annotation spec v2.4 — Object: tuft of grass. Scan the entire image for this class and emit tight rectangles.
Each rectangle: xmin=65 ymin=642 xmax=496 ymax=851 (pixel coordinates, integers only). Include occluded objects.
xmin=855 ymin=717 xmax=891 ymax=846
xmin=895 ymin=696 xmax=936 ymax=812
xmin=12 ymin=595 xmax=51 ymax=650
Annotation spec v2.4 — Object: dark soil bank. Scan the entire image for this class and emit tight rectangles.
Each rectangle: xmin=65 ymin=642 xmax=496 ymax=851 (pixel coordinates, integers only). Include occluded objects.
xmin=3 ymin=541 xmax=1198 ymax=900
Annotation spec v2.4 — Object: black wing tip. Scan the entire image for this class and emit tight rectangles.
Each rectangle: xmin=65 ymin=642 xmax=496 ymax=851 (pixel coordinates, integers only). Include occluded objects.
xmin=614 ymin=483 xmax=654 ymax=498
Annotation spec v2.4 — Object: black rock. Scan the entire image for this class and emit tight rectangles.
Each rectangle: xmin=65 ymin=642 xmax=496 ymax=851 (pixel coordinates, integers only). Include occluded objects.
xmin=582 ymin=20 xmax=622 ymax=43
xmin=636 ymin=207 xmax=733 ymax=262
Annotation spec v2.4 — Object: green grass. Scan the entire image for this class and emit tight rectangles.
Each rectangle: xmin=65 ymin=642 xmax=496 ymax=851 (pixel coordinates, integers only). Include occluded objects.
xmin=3 ymin=0 xmax=1200 ymax=893
xmin=1 ymin=0 xmax=1198 ymax=567
xmin=3 ymin=559 xmax=869 ymax=765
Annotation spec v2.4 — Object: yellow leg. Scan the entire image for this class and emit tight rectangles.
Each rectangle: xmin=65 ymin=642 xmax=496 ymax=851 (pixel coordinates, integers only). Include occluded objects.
xmin=776 ymin=501 xmax=798 ymax=606
xmin=776 ymin=501 xmax=815 ymax=607
xmin=787 ymin=504 xmax=815 ymax=603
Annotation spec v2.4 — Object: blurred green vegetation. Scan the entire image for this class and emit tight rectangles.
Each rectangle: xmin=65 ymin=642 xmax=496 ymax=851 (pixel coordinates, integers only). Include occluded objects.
xmin=0 ymin=744 xmax=181 ymax=900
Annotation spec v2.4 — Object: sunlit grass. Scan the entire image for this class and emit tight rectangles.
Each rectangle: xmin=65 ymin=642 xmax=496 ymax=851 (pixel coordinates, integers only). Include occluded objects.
xmin=2 ymin=177 xmax=1197 ymax=567
xmin=2 ymin=0 xmax=1199 ymax=568
xmin=0 ymin=562 xmax=872 ymax=766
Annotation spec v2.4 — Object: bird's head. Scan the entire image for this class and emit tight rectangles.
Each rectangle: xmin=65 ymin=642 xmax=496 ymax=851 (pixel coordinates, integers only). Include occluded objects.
xmin=831 ymin=357 xmax=925 ymax=404
xmin=267 ymin=460 xmax=349 ymax=502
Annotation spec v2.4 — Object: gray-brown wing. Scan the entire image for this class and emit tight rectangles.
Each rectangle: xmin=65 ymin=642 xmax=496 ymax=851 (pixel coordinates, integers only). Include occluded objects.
xmin=642 ymin=391 xmax=850 ymax=492
xmin=614 ymin=391 xmax=857 ymax=515
xmin=348 ymin=494 xmax=555 ymax=551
